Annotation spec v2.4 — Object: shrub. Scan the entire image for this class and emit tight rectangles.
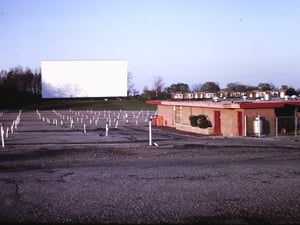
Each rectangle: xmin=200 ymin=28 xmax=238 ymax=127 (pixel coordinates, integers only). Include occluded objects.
xmin=189 ymin=115 xmax=198 ymax=127
xmin=189 ymin=114 xmax=212 ymax=128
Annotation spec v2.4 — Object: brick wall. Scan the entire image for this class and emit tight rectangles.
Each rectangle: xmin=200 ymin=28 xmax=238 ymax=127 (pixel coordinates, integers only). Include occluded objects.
xmin=157 ymin=105 xmax=174 ymax=127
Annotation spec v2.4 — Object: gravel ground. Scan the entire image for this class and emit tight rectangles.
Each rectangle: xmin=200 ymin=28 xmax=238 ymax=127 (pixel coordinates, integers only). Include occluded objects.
xmin=0 ymin=110 xmax=300 ymax=225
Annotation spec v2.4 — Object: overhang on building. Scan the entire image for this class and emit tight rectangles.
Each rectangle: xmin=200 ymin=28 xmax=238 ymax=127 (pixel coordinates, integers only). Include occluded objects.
xmin=147 ymin=99 xmax=300 ymax=137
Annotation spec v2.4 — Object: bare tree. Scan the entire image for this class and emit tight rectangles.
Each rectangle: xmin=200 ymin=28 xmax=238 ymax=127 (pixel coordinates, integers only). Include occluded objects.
xmin=191 ymin=83 xmax=202 ymax=92
xmin=258 ymin=83 xmax=275 ymax=91
xmin=200 ymin=81 xmax=220 ymax=92
xmin=127 ymin=71 xmax=135 ymax=96
xmin=226 ymin=82 xmax=256 ymax=92
xmin=152 ymin=76 xmax=165 ymax=97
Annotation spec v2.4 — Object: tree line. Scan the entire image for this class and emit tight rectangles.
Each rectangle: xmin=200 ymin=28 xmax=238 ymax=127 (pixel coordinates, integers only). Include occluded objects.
xmin=0 ymin=66 xmax=41 ymax=106
xmin=1 ymin=67 xmax=299 ymax=105
xmin=135 ymin=76 xmax=300 ymax=100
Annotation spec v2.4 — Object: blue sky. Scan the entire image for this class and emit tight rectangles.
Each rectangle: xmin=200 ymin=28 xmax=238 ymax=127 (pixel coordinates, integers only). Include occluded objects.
xmin=1 ymin=0 xmax=300 ymax=91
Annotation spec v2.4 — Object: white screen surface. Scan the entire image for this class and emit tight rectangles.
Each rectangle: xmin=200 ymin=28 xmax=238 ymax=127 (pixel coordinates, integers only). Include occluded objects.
xmin=42 ymin=60 xmax=128 ymax=98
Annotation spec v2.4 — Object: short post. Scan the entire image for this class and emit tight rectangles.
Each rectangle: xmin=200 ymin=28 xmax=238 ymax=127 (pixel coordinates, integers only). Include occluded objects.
xmin=109 ymin=117 xmax=112 ymax=127
xmin=10 ymin=124 xmax=14 ymax=134
xmin=83 ymin=123 xmax=86 ymax=133
xmin=70 ymin=118 xmax=74 ymax=128
xmin=15 ymin=118 xmax=19 ymax=129
xmin=149 ymin=116 xmax=152 ymax=146
xmin=105 ymin=121 xmax=109 ymax=136
xmin=1 ymin=124 xmax=4 ymax=148
xmin=6 ymin=127 xmax=9 ymax=138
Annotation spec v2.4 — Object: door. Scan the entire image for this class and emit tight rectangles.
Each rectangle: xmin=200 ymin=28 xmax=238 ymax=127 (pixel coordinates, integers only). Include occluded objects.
xmin=214 ymin=111 xmax=221 ymax=135
xmin=237 ymin=111 xmax=243 ymax=136
xmin=174 ymin=106 xmax=182 ymax=124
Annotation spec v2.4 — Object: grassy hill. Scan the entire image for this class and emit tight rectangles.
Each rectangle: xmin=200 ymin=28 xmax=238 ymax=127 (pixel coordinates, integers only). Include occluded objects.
xmin=6 ymin=98 xmax=157 ymax=111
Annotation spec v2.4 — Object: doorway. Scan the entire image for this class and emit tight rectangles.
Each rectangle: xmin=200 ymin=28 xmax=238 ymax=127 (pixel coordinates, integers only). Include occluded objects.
xmin=214 ymin=111 xmax=221 ymax=135
xmin=237 ymin=111 xmax=243 ymax=136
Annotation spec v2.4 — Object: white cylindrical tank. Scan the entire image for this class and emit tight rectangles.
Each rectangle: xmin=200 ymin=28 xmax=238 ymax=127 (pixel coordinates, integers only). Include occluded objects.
xmin=253 ymin=115 xmax=263 ymax=136
xmin=264 ymin=94 xmax=271 ymax=101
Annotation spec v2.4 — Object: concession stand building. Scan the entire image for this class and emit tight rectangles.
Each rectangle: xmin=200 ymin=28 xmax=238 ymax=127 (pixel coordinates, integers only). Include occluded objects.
xmin=147 ymin=99 xmax=300 ymax=137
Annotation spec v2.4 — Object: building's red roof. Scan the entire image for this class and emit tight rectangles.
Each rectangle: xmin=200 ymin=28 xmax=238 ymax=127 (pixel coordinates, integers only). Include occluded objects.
xmin=146 ymin=99 xmax=300 ymax=109
xmin=146 ymin=100 xmax=162 ymax=105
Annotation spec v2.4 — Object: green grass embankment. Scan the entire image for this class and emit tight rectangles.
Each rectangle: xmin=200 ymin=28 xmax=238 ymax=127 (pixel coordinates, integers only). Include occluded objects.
xmin=12 ymin=98 xmax=157 ymax=111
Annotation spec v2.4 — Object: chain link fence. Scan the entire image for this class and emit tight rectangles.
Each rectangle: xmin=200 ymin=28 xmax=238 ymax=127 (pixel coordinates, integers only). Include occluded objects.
xmin=245 ymin=115 xmax=300 ymax=137
xmin=275 ymin=116 xmax=300 ymax=137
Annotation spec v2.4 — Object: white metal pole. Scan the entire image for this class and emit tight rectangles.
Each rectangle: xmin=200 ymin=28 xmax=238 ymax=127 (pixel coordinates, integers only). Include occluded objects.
xmin=125 ymin=113 xmax=129 ymax=124
xmin=83 ymin=123 xmax=86 ymax=134
xmin=295 ymin=107 xmax=298 ymax=137
xmin=1 ymin=125 xmax=4 ymax=148
xmin=244 ymin=114 xmax=247 ymax=137
xmin=258 ymin=115 xmax=261 ymax=138
xmin=115 ymin=119 xmax=119 ymax=129
xmin=6 ymin=127 xmax=9 ymax=138
xmin=106 ymin=121 xmax=109 ymax=136
xmin=149 ymin=117 xmax=152 ymax=146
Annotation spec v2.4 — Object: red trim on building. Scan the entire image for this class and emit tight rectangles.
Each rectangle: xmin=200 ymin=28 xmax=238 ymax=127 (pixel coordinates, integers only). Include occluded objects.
xmin=239 ymin=101 xmax=300 ymax=109
xmin=146 ymin=99 xmax=300 ymax=109
xmin=146 ymin=100 xmax=162 ymax=105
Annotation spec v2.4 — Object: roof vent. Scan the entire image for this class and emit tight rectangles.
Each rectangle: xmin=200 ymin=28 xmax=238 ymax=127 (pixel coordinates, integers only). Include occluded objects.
xmin=212 ymin=96 xmax=220 ymax=102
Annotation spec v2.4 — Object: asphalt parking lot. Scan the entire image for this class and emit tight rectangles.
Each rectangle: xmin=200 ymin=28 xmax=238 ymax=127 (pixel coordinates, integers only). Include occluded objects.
xmin=0 ymin=110 xmax=300 ymax=224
